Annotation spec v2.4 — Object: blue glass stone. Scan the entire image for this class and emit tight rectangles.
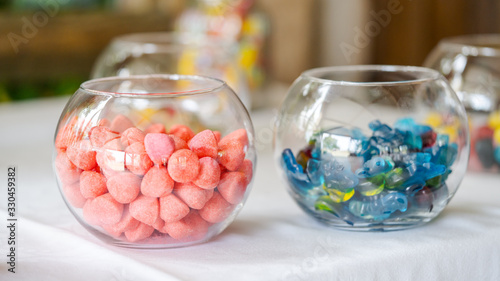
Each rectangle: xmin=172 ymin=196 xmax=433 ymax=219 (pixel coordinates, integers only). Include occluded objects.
xmin=323 ymin=161 xmax=359 ymax=190
xmin=424 ymin=142 xmax=458 ymax=167
xmin=348 ymin=192 xmax=408 ymax=220
xmin=360 ymin=138 xmax=381 ymax=161
xmin=388 ymin=152 xmax=446 ymax=189
xmin=311 ymin=146 xmax=322 ymax=159
xmin=403 ymin=131 xmax=423 ymax=150
xmin=286 ymin=172 xmax=313 ymax=195
xmin=403 ymin=152 xmax=432 ymax=164
xmin=402 ymin=183 xmax=425 ymax=196
xmin=281 ymin=149 xmax=314 ymax=194
xmin=355 ymin=156 xmax=394 ymax=178
xmin=381 ymin=192 xmax=408 ymax=213
xmin=361 ymin=120 xmax=422 ymax=157
xmin=282 ymin=148 xmax=303 ymax=173
xmin=312 ymin=155 xmax=358 ymax=202
xmin=306 ymin=159 xmax=323 ymax=186
xmin=394 ymin=117 xmax=432 ymax=136
xmin=436 ymin=134 xmax=449 ymax=146
xmin=495 ymin=146 xmax=500 ymax=165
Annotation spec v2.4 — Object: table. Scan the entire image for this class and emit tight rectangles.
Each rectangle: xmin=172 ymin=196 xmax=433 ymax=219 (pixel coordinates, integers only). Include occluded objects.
xmin=1 ymin=97 xmax=500 ymax=281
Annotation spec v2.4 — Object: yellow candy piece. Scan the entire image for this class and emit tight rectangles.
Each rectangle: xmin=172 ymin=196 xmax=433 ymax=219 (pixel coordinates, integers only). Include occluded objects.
xmin=494 ymin=128 xmax=500 ymax=145
xmin=488 ymin=111 xmax=500 ymax=130
xmin=425 ymin=112 xmax=443 ymax=128
xmin=325 ymin=186 xmax=355 ymax=203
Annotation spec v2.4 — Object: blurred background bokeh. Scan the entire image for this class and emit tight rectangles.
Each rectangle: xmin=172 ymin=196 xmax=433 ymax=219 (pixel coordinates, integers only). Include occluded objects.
xmin=1 ymin=0 xmax=500 ymax=108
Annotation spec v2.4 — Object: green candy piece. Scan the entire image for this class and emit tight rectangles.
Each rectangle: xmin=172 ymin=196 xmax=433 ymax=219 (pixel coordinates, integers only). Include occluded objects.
xmin=385 ymin=167 xmax=408 ymax=189
xmin=426 ymin=175 xmax=442 ymax=188
xmin=315 ymin=196 xmax=335 ymax=213
xmin=357 ymin=174 xmax=385 ymax=196
xmin=315 ymin=196 xmax=343 ymax=215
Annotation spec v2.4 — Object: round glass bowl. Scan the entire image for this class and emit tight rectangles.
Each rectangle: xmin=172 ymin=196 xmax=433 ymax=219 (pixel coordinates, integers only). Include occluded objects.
xmin=54 ymin=75 xmax=256 ymax=248
xmin=91 ymin=32 xmax=251 ymax=108
xmin=274 ymin=65 xmax=469 ymax=231
xmin=424 ymin=34 xmax=500 ymax=172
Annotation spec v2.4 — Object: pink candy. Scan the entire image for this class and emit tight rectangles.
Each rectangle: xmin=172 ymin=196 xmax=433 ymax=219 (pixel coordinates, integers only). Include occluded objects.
xmin=83 ymin=193 xmax=124 ymax=226
xmin=141 ymin=166 xmax=174 ymax=197
xmin=168 ymin=149 xmax=200 ymax=183
xmin=121 ymin=127 xmax=145 ymax=146
xmin=222 ymin=129 xmax=249 ymax=147
xmin=67 ymin=140 xmax=97 ymax=171
xmin=188 ymin=130 xmax=218 ymax=158
xmin=217 ymin=130 xmax=248 ymax=171
xmin=152 ymin=217 xmax=166 ymax=233
xmin=89 ymin=126 xmax=120 ymax=148
xmin=145 ymin=123 xmax=167 ymax=134
xmin=57 ymin=118 xmax=254 ymax=244
xmin=193 ymin=157 xmax=221 ymax=189
xmin=107 ymin=173 xmax=141 ymax=203
xmin=159 ymin=194 xmax=190 ymax=223
xmin=217 ymin=172 xmax=247 ymax=204
xmin=102 ymin=206 xmax=140 ymax=237
xmin=55 ymin=116 xmax=80 ymax=151
xmin=125 ymin=142 xmax=153 ymax=175
xmin=213 ymin=131 xmax=221 ymax=143
xmin=174 ymin=182 xmax=214 ymax=210
xmin=125 ymin=223 xmax=155 ymax=242
xmin=80 ymin=171 xmax=107 ymax=199
xmin=238 ymin=159 xmax=254 ymax=185
xmin=144 ymin=133 xmax=175 ymax=165
xmin=163 ymin=211 xmax=209 ymax=240
xmin=169 ymin=124 xmax=195 ymax=142
xmin=199 ymin=192 xmax=235 ymax=223
xmin=169 ymin=134 xmax=188 ymax=150
xmin=110 ymin=114 xmax=134 ymax=133
xmin=96 ymin=139 xmax=125 ymax=177
xmin=129 ymin=195 xmax=159 ymax=226
xmin=55 ymin=152 xmax=81 ymax=185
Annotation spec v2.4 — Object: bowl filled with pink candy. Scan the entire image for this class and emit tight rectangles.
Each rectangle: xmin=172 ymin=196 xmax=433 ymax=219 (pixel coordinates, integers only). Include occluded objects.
xmin=54 ymin=75 xmax=256 ymax=248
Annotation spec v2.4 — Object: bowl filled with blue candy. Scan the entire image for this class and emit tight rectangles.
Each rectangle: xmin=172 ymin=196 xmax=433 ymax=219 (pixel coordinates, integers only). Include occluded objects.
xmin=274 ymin=65 xmax=470 ymax=231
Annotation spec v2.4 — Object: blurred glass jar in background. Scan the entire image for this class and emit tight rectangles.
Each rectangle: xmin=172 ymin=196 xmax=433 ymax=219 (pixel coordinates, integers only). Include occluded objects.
xmin=425 ymin=34 xmax=500 ymax=173
xmin=91 ymin=32 xmax=251 ymax=108
xmin=176 ymin=0 xmax=269 ymax=94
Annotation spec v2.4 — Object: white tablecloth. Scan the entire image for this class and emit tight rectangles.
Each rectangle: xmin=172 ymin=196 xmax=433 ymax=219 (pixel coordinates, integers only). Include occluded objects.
xmin=1 ymin=97 xmax=500 ymax=281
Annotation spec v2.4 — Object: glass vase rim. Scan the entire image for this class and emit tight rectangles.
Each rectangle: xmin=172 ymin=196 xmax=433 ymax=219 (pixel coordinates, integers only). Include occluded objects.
xmin=438 ymin=34 xmax=500 ymax=57
xmin=300 ymin=65 xmax=442 ymax=86
xmin=80 ymin=74 xmax=227 ymax=97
